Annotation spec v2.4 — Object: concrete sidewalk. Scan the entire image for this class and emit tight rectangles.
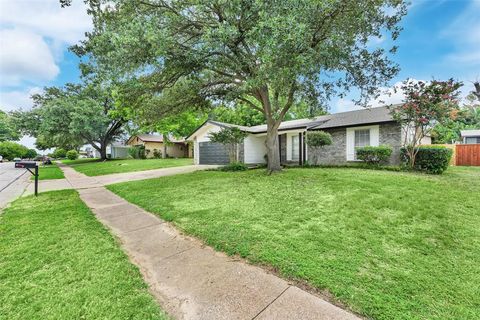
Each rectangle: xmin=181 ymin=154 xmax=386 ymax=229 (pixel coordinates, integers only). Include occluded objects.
xmin=59 ymin=165 xmax=359 ymax=320
xmin=25 ymin=164 xmax=217 ymax=195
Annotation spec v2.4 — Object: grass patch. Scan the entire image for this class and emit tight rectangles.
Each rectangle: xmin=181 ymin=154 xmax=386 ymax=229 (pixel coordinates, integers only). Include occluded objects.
xmin=0 ymin=190 xmax=168 ymax=320
xmin=62 ymin=158 xmax=193 ymax=176
xmin=107 ymin=166 xmax=480 ymax=320
xmin=32 ymin=163 xmax=65 ymax=180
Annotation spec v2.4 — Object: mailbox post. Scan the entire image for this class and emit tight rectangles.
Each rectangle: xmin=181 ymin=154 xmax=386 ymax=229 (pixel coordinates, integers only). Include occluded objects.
xmin=15 ymin=161 xmax=39 ymax=196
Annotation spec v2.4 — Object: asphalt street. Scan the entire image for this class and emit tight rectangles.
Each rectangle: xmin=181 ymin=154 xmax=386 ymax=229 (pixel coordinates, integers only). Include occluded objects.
xmin=0 ymin=162 xmax=30 ymax=209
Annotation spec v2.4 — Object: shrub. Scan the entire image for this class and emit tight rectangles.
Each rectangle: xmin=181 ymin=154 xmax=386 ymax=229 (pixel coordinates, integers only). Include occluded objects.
xmin=306 ymin=131 xmax=333 ymax=147
xmin=401 ymin=146 xmax=452 ymax=174
xmin=53 ymin=148 xmax=67 ymax=159
xmin=0 ymin=141 xmax=29 ymax=160
xmin=356 ymin=145 xmax=393 ymax=166
xmin=24 ymin=149 xmax=38 ymax=159
xmin=66 ymin=150 xmax=79 ymax=160
xmin=153 ymin=149 xmax=162 ymax=159
xmin=220 ymin=162 xmax=248 ymax=171
xmin=128 ymin=145 xmax=146 ymax=159
xmin=306 ymin=131 xmax=333 ymax=165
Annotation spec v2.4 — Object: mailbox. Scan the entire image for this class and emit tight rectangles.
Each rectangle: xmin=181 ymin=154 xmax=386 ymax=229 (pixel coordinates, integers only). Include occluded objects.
xmin=15 ymin=161 xmax=38 ymax=169
xmin=14 ymin=161 xmax=39 ymax=196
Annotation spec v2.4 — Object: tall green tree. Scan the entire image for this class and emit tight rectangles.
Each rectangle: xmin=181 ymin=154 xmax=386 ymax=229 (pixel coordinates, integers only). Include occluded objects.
xmin=75 ymin=0 xmax=407 ymax=172
xmin=431 ymin=94 xmax=480 ymax=143
xmin=136 ymin=110 xmax=206 ymax=158
xmin=0 ymin=110 xmax=20 ymax=142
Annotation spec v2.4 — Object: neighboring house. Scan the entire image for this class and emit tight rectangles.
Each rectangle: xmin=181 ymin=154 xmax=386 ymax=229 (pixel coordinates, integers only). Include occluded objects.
xmin=126 ymin=134 xmax=191 ymax=158
xmin=82 ymin=143 xmax=130 ymax=159
xmin=187 ymin=106 xmax=423 ymax=165
xmin=460 ymin=130 xmax=480 ymax=144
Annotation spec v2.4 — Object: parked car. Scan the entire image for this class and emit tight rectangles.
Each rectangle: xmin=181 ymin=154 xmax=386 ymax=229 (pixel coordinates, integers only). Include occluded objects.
xmin=0 ymin=155 xmax=3 ymax=163
xmin=13 ymin=157 xmax=21 ymax=162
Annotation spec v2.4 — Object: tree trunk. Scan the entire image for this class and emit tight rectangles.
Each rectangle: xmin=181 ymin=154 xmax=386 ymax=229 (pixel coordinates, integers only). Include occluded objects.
xmin=162 ymin=143 xmax=167 ymax=159
xmin=99 ymin=143 xmax=108 ymax=160
xmin=265 ymin=121 xmax=281 ymax=173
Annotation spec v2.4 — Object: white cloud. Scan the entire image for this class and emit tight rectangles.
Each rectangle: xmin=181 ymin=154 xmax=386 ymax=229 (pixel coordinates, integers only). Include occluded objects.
xmin=0 ymin=29 xmax=59 ymax=85
xmin=332 ymin=79 xmax=423 ymax=113
xmin=0 ymin=87 xmax=42 ymax=111
xmin=0 ymin=0 xmax=91 ymax=45
xmin=334 ymin=98 xmax=363 ymax=113
xmin=0 ymin=0 xmax=91 ymax=87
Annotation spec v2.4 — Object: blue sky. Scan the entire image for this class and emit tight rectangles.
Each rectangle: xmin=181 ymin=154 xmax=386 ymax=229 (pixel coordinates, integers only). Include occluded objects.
xmin=0 ymin=0 xmax=479 ymax=147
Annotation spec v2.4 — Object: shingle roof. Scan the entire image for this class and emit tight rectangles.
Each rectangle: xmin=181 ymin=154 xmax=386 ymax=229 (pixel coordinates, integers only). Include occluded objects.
xmin=244 ymin=106 xmax=394 ymax=133
xmin=460 ymin=129 xmax=480 ymax=137
xmin=188 ymin=106 xmax=396 ymax=139
xmin=310 ymin=106 xmax=394 ymax=129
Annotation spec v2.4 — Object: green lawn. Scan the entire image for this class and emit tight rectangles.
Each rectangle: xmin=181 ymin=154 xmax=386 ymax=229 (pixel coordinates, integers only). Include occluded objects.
xmin=108 ymin=166 xmax=480 ymax=320
xmin=33 ymin=163 xmax=65 ymax=180
xmin=0 ymin=190 xmax=168 ymax=320
xmin=62 ymin=158 xmax=193 ymax=176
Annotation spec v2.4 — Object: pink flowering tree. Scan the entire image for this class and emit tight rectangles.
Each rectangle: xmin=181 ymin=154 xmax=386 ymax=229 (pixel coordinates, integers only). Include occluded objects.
xmin=390 ymin=79 xmax=462 ymax=167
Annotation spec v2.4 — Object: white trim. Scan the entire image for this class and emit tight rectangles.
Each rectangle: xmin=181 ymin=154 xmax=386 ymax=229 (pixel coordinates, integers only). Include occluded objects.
xmin=346 ymin=125 xmax=379 ymax=161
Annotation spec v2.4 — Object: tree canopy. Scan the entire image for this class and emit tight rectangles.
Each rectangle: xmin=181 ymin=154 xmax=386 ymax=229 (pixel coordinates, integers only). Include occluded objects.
xmin=431 ymin=88 xmax=480 ymax=143
xmin=74 ymin=0 xmax=407 ymax=172
xmin=0 ymin=110 xmax=20 ymax=142
xmin=14 ymin=80 xmax=128 ymax=159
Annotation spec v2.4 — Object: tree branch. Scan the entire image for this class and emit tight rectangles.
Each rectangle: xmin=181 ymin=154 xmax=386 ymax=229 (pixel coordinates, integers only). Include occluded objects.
xmin=237 ymin=97 xmax=264 ymax=114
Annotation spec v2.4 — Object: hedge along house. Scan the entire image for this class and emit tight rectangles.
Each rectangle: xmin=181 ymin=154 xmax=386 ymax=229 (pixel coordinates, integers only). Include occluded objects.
xmin=187 ymin=106 xmax=431 ymax=165
xmin=126 ymin=134 xmax=192 ymax=158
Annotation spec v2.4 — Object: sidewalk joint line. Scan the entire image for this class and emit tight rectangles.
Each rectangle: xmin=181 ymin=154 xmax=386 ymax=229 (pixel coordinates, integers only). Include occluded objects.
xmin=123 ymin=222 xmax=164 ymax=234
xmin=251 ymin=285 xmax=291 ymax=320
xmin=155 ymin=246 xmax=194 ymax=262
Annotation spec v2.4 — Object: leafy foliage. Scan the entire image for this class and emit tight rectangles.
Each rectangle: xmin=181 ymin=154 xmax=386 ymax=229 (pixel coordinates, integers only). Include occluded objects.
xmin=356 ymin=145 xmax=393 ymax=166
xmin=219 ymin=162 xmax=248 ymax=172
xmin=306 ymin=131 xmax=333 ymax=148
xmin=77 ymin=0 xmax=407 ymax=171
xmin=390 ymin=79 xmax=462 ymax=167
xmin=431 ymin=94 xmax=480 ymax=143
xmin=24 ymin=149 xmax=38 ymax=159
xmin=152 ymin=149 xmax=162 ymax=159
xmin=401 ymin=146 xmax=453 ymax=174
xmin=209 ymin=127 xmax=248 ymax=163
xmin=13 ymin=75 xmax=129 ymax=159
xmin=306 ymin=131 xmax=332 ymax=165
xmin=0 ymin=110 xmax=20 ymax=142
xmin=211 ymin=104 xmax=265 ymax=127
xmin=66 ymin=150 xmax=79 ymax=160
xmin=0 ymin=141 xmax=29 ymax=160
xmin=53 ymin=148 xmax=67 ymax=159
xmin=128 ymin=145 xmax=146 ymax=159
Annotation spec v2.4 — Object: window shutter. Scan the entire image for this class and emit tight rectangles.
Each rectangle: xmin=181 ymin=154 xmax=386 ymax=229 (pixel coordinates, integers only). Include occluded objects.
xmin=346 ymin=129 xmax=354 ymax=161
xmin=371 ymin=126 xmax=380 ymax=146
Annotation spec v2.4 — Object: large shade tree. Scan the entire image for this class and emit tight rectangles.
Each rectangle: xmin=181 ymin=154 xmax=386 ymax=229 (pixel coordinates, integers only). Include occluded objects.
xmin=15 ymin=81 xmax=128 ymax=160
xmin=73 ymin=0 xmax=407 ymax=172
xmin=0 ymin=110 xmax=20 ymax=142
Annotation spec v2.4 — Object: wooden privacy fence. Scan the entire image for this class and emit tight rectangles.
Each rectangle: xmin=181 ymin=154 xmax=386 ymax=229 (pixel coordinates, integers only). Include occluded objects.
xmin=456 ymin=144 xmax=480 ymax=166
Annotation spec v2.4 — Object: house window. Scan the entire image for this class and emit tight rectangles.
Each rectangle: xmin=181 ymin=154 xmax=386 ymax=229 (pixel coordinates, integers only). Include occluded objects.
xmin=354 ymin=129 xmax=370 ymax=159
xmin=292 ymin=135 xmax=299 ymax=161
xmin=465 ymin=137 xmax=480 ymax=144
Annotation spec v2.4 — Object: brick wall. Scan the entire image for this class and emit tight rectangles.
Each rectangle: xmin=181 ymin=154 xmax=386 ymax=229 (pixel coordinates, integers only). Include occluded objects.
xmin=309 ymin=122 xmax=402 ymax=165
